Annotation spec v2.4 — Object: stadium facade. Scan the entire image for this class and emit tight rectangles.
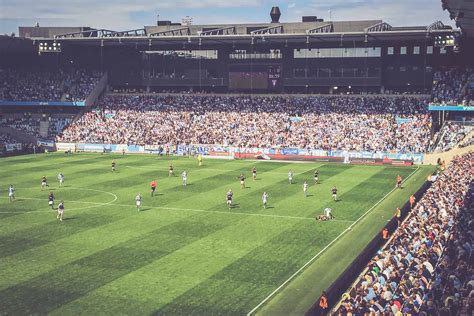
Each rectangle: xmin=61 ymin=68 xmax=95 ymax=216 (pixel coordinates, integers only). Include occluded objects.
xmin=1 ymin=7 xmax=470 ymax=94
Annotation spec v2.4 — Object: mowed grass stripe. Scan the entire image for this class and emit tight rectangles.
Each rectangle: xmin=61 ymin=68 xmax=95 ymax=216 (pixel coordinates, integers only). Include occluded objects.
xmin=320 ymin=167 xmax=415 ymax=221
xmin=0 ymin=214 xmax=239 ymax=315
xmin=155 ymin=221 xmax=349 ymax=315
xmin=0 ymin=209 xmax=192 ymax=290
xmin=49 ymin=213 xmax=311 ymax=315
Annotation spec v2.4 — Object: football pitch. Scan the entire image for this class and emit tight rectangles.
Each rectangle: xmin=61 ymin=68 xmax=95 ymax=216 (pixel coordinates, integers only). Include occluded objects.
xmin=0 ymin=153 xmax=434 ymax=315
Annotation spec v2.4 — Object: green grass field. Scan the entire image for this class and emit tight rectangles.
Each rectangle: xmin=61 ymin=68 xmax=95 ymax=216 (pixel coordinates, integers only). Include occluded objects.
xmin=0 ymin=153 xmax=434 ymax=315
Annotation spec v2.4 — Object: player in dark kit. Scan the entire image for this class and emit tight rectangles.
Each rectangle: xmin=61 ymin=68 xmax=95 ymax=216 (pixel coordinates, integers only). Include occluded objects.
xmin=314 ymin=170 xmax=319 ymax=184
xmin=226 ymin=189 xmax=233 ymax=209
xmin=331 ymin=186 xmax=338 ymax=201
xmin=48 ymin=192 xmax=55 ymax=209
xmin=41 ymin=176 xmax=49 ymax=191
xmin=169 ymin=165 xmax=174 ymax=177
xmin=239 ymin=174 xmax=246 ymax=189
xmin=252 ymin=167 xmax=257 ymax=181
xmin=111 ymin=161 xmax=116 ymax=172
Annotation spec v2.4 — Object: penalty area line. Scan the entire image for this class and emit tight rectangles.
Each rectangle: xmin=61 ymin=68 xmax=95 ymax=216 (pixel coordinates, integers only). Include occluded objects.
xmin=246 ymin=166 xmax=420 ymax=316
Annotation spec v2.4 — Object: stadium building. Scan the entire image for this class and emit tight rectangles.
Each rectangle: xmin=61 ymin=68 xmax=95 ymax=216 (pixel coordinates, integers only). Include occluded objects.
xmin=1 ymin=6 xmax=471 ymax=96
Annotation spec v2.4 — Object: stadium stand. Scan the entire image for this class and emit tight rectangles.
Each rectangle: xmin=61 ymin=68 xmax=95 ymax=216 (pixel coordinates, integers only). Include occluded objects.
xmin=57 ymin=95 xmax=432 ymax=153
xmin=0 ymin=115 xmax=73 ymax=140
xmin=0 ymin=133 xmax=16 ymax=145
xmin=335 ymin=152 xmax=473 ymax=315
xmin=432 ymin=122 xmax=474 ymax=152
xmin=0 ymin=68 xmax=102 ymax=102
xmin=432 ymin=68 xmax=474 ymax=105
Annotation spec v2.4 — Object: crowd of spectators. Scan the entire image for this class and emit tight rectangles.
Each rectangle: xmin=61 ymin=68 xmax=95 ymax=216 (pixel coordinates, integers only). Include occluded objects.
xmin=58 ymin=95 xmax=432 ymax=153
xmin=432 ymin=68 xmax=474 ymax=105
xmin=0 ymin=68 xmax=102 ymax=102
xmin=336 ymin=152 xmax=473 ymax=315
xmin=64 ymin=70 xmax=103 ymax=101
xmin=433 ymin=122 xmax=473 ymax=152
xmin=1 ymin=117 xmax=41 ymax=138
xmin=1 ymin=116 xmax=74 ymax=140
xmin=0 ymin=133 xmax=17 ymax=145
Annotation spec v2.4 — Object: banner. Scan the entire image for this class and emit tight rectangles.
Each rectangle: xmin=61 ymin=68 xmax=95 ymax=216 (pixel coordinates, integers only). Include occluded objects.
xmin=50 ymin=142 xmax=422 ymax=165
xmin=0 ymin=101 xmax=86 ymax=107
xmin=428 ymin=104 xmax=474 ymax=111
xmin=5 ymin=143 xmax=22 ymax=152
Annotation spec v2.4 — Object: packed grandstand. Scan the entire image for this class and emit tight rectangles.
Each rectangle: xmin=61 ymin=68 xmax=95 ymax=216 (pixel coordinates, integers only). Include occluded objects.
xmin=1 ymin=68 xmax=472 ymax=154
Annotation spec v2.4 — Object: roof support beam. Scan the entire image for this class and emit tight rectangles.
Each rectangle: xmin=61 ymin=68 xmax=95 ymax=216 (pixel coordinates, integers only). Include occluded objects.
xmin=306 ymin=23 xmax=333 ymax=34
xmin=149 ymin=27 xmax=190 ymax=37
xmin=54 ymin=29 xmax=115 ymax=39
xmin=199 ymin=26 xmax=236 ymax=36
xmin=427 ymin=21 xmax=446 ymax=32
xmin=365 ymin=22 xmax=392 ymax=33
xmin=250 ymin=25 xmax=283 ymax=35
xmin=102 ymin=28 xmax=146 ymax=37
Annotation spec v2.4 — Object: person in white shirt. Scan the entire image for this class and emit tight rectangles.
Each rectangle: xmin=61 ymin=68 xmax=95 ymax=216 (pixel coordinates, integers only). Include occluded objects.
xmin=262 ymin=192 xmax=269 ymax=209
xmin=182 ymin=171 xmax=187 ymax=187
xmin=303 ymin=181 xmax=309 ymax=197
xmin=135 ymin=193 xmax=142 ymax=212
xmin=8 ymin=185 xmax=15 ymax=202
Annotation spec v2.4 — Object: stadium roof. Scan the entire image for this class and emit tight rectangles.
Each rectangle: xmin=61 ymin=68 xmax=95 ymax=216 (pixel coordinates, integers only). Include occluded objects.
xmin=15 ymin=16 xmax=457 ymax=48
xmin=442 ymin=0 xmax=474 ymax=37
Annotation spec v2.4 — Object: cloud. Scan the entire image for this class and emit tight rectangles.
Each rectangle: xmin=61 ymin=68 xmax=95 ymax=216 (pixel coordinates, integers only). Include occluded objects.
xmin=288 ymin=3 xmax=296 ymax=9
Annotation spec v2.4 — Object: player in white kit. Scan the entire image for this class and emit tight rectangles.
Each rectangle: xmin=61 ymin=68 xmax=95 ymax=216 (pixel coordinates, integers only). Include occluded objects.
xmin=182 ymin=171 xmax=187 ymax=186
xmin=57 ymin=173 xmax=64 ymax=187
xmin=262 ymin=192 xmax=269 ymax=209
xmin=135 ymin=193 xmax=142 ymax=212
xmin=288 ymin=171 xmax=293 ymax=184
xmin=8 ymin=185 xmax=15 ymax=202
xmin=57 ymin=201 xmax=65 ymax=221
xmin=303 ymin=181 xmax=309 ymax=197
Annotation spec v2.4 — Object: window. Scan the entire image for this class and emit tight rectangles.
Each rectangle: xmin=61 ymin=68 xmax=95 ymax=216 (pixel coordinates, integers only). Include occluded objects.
xmin=440 ymin=47 xmax=447 ymax=54
xmin=412 ymin=66 xmax=419 ymax=71
xmin=387 ymin=47 xmax=394 ymax=55
xmin=427 ymin=46 xmax=433 ymax=54
xmin=400 ymin=66 xmax=407 ymax=72
xmin=400 ymin=46 xmax=407 ymax=55
xmin=367 ymin=47 xmax=382 ymax=57
xmin=413 ymin=46 xmax=420 ymax=55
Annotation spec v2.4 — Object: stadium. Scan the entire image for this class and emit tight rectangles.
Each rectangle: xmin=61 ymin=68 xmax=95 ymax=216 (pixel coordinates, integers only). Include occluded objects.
xmin=0 ymin=0 xmax=473 ymax=315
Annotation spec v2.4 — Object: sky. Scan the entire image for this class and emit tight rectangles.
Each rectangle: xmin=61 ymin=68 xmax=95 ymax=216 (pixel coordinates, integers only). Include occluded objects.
xmin=0 ymin=0 xmax=453 ymax=35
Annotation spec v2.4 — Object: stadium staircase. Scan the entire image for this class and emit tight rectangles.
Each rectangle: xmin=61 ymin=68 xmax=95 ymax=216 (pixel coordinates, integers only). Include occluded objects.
xmin=39 ymin=120 xmax=50 ymax=139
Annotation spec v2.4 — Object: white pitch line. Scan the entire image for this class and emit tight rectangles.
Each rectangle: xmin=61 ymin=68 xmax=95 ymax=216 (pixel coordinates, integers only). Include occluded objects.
xmin=246 ymin=166 xmax=420 ymax=316
xmin=0 ymin=187 xmax=117 ymax=213
xmin=0 ymin=196 xmax=354 ymax=223
xmin=94 ymin=203 xmax=350 ymax=222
